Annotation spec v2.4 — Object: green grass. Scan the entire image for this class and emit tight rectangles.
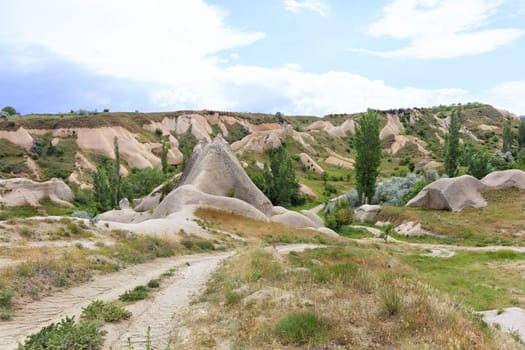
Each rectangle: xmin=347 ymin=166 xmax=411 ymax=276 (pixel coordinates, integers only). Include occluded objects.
xmin=379 ymin=188 xmax=525 ymax=247
xmin=401 ymin=250 xmax=525 ymax=310
xmin=275 ymin=312 xmax=328 ymax=345
xmin=119 ymin=285 xmax=150 ymax=302
xmin=81 ymin=300 xmax=131 ymax=322
xmin=0 ymin=139 xmax=30 ymax=176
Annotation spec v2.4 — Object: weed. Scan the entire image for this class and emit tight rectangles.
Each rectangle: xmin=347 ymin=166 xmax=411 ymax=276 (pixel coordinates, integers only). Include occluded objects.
xmin=119 ymin=285 xmax=150 ymax=302
xmin=275 ymin=312 xmax=328 ymax=345
xmin=18 ymin=316 xmax=106 ymax=350
xmin=81 ymin=300 xmax=132 ymax=322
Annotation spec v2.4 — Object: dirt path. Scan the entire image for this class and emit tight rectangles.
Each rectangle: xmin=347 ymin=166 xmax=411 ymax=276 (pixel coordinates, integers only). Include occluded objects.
xmin=1 ymin=244 xmax=321 ymax=350
xmin=103 ymin=253 xmax=231 ymax=349
xmin=0 ymin=252 xmax=230 ymax=349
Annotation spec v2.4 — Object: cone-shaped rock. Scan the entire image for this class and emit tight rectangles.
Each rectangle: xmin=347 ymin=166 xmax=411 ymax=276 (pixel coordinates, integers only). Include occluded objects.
xmin=175 ymin=136 xmax=273 ymax=216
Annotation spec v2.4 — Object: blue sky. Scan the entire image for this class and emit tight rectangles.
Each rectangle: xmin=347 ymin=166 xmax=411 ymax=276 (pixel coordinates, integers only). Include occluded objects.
xmin=0 ymin=0 xmax=524 ymax=116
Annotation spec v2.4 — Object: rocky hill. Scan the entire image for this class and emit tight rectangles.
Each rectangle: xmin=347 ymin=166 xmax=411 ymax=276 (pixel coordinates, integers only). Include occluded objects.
xmin=0 ymin=103 xmax=519 ymax=202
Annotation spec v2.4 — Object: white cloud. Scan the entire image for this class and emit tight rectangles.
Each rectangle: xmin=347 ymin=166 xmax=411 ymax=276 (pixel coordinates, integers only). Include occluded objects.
xmin=0 ymin=0 xmax=497 ymax=115
xmin=359 ymin=0 xmax=523 ymax=58
xmin=152 ymin=64 xmax=467 ymax=115
xmin=486 ymin=81 xmax=525 ymax=115
xmin=0 ymin=0 xmax=265 ymax=83
xmin=284 ymin=0 xmax=329 ymax=16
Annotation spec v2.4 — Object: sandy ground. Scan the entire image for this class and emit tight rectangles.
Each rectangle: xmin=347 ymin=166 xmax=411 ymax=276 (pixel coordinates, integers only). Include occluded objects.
xmin=1 ymin=244 xmax=321 ymax=350
xmin=480 ymin=307 xmax=525 ymax=343
xmin=0 ymin=252 xmax=230 ymax=349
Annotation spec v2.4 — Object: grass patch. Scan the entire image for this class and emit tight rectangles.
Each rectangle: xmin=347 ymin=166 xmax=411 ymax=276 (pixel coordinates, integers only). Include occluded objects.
xmin=18 ymin=316 xmax=106 ymax=350
xmin=195 ymin=207 xmax=336 ymax=244
xmin=119 ymin=285 xmax=150 ymax=302
xmin=401 ymin=250 xmax=525 ymax=310
xmin=147 ymin=279 xmax=160 ymax=288
xmin=81 ymin=300 xmax=131 ymax=322
xmin=379 ymin=188 xmax=525 ymax=247
xmin=188 ymin=245 xmax=516 ymax=349
xmin=275 ymin=311 xmax=328 ymax=345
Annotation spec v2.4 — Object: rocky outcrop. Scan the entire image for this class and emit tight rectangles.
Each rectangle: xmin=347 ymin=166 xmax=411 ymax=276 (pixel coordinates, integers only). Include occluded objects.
xmin=481 ymin=169 xmax=525 ymax=190
xmin=407 ymin=175 xmax=488 ymax=211
xmin=0 ymin=127 xmax=34 ymax=151
xmin=232 ymin=124 xmax=315 ymax=154
xmin=177 ymin=137 xmax=273 ymax=215
xmin=306 ymin=119 xmax=355 ymax=137
xmin=299 ymin=153 xmax=324 ymax=174
xmin=0 ymin=178 xmax=74 ymax=207
xmin=380 ymin=114 xmax=404 ymax=140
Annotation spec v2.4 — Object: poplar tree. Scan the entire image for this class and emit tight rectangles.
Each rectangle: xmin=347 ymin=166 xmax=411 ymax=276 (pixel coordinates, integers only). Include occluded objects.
xmin=444 ymin=109 xmax=462 ymax=177
xmin=354 ymin=109 xmax=382 ymax=204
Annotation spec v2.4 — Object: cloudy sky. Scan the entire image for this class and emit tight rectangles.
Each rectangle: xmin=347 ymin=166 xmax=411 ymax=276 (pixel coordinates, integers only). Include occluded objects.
xmin=0 ymin=0 xmax=524 ymax=116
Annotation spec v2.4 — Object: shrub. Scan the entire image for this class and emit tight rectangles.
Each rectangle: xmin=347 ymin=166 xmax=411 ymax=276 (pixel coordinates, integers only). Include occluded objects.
xmin=81 ymin=300 xmax=131 ymax=322
xmin=119 ymin=285 xmax=150 ymax=302
xmin=0 ymin=288 xmax=14 ymax=307
xmin=147 ymin=279 xmax=160 ymax=288
xmin=275 ymin=312 xmax=328 ymax=345
xmin=17 ymin=316 xmax=106 ymax=350
xmin=181 ymin=239 xmax=215 ymax=251
xmin=371 ymin=173 xmax=422 ymax=206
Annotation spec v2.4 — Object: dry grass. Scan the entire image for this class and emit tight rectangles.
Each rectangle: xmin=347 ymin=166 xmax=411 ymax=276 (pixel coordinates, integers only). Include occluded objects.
xmin=178 ymin=245 xmax=519 ymax=349
xmin=194 ymin=208 xmax=337 ymax=244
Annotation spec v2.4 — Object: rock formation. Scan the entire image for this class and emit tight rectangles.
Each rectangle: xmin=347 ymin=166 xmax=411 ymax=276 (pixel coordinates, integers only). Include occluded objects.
xmin=0 ymin=178 xmax=74 ymax=207
xmin=407 ymin=175 xmax=488 ymax=211
xmin=481 ymin=169 xmax=525 ymax=190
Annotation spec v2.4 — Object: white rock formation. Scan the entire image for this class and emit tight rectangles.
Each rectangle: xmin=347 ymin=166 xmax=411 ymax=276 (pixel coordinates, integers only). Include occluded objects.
xmin=407 ymin=175 xmax=488 ymax=211
xmin=481 ymin=169 xmax=525 ymax=190
xmin=0 ymin=178 xmax=74 ymax=207
xmin=354 ymin=204 xmax=381 ymax=223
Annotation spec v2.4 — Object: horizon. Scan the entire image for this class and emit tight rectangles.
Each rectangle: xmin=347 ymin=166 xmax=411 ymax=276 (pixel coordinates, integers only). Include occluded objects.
xmin=1 ymin=0 xmax=524 ymax=116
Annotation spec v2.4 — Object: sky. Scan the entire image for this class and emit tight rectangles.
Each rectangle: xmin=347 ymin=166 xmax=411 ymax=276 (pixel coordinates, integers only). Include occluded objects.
xmin=0 ymin=0 xmax=524 ymax=116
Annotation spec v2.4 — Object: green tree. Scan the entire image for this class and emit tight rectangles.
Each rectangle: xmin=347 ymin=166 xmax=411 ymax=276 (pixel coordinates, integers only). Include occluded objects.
xmin=161 ymin=140 xmax=169 ymax=174
xmin=93 ymin=166 xmax=110 ymax=212
xmin=502 ymin=121 xmax=514 ymax=153
xmin=518 ymin=119 xmax=525 ymax=150
xmin=354 ymin=109 xmax=382 ymax=204
xmin=1 ymin=106 xmax=17 ymax=116
xmin=466 ymin=148 xmax=491 ymax=179
xmin=444 ymin=109 xmax=462 ymax=177
xmin=260 ymin=147 xmax=301 ymax=207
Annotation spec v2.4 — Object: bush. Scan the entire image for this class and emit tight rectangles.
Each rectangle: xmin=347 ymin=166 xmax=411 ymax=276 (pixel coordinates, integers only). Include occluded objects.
xmin=119 ymin=285 xmax=150 ymax=302
xmin=380 ymin=288 xmax=402 ymax=317
xmin=18 ymin=316 xmax=106 ymax=350
xmin=81 ymin=300 xmax=131 ymax=322
xmin=275 ymin=312 xmax=328 ymax=345
xmin=147 ymin=279 xmax=160 ymax=288
xmin=371 ymin=173 xmax=422 ymax=206
xmin=0 ymin=288 xmax=14 ymax=307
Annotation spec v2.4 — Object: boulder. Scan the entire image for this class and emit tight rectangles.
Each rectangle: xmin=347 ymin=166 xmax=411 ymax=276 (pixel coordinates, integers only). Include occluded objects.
xmin=481 ymin=169 xmax=525 ymax=190
xmin=301 ymin=210 xmax=324 ymax=227
xmin=354 ymin=204 xmax=381 ymax=223
xmin=0 ymin=178 xmax=74 ymax=207
xmin=407 ymin=175 xmax=488 ymax=211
